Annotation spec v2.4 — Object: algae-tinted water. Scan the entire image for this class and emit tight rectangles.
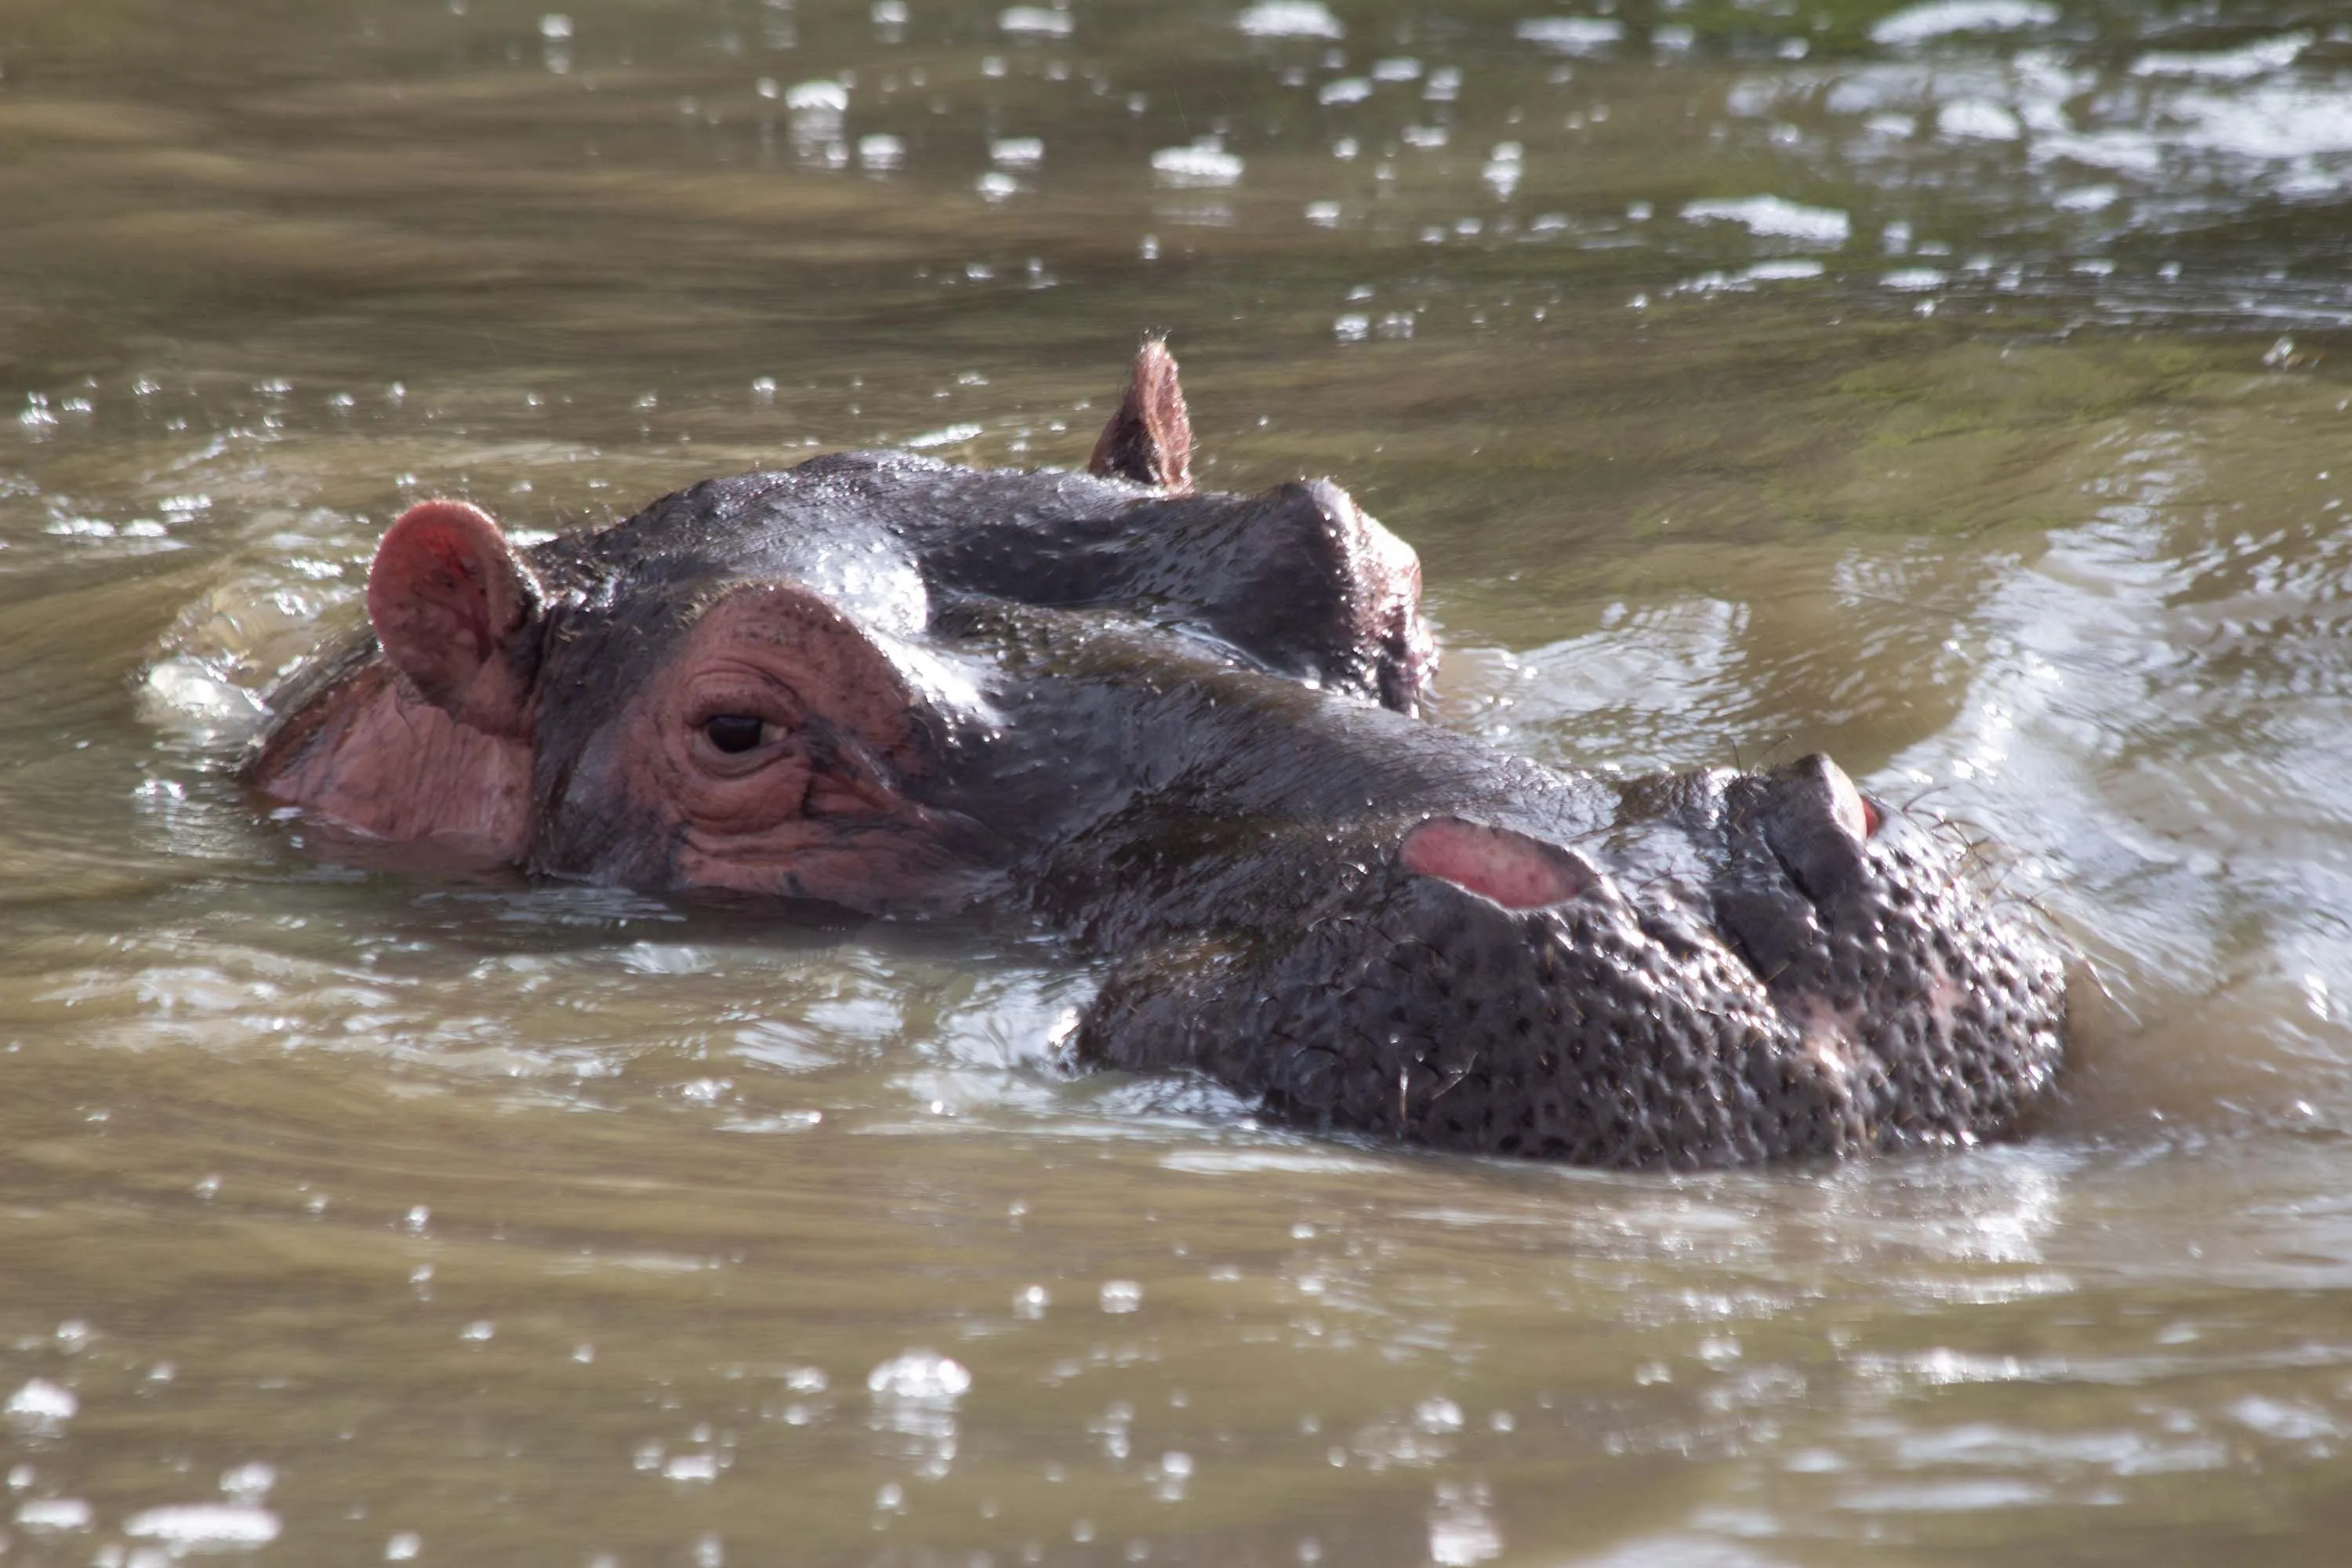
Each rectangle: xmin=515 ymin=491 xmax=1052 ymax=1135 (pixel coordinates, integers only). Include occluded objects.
xmin=4 ymin=2 xmax=2352 ymax=1563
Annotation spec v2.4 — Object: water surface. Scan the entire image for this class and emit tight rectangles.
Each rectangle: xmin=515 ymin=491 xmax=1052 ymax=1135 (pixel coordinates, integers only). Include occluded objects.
xmin=5 ymin=1 xmax=2352 ymax=1563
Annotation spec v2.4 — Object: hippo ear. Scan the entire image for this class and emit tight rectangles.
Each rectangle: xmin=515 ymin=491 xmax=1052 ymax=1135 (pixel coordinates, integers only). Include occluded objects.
xmin=1401 ymin=818 xmax=1591 ymax=909
xmin=365 ymin=499 xmax=543 ymax=736
xmin=1087 ymin=338 xmax=1193 ymax=495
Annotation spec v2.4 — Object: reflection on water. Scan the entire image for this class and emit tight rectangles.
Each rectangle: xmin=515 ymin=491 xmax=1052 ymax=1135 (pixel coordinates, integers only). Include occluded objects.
xmin=5 ymin=0 xmax=2352 ymax=1563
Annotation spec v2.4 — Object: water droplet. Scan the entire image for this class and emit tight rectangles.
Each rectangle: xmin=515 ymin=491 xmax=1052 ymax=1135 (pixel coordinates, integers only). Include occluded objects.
xmin=5 ymin=1381 xmax=76 ymax=1425
xmin=1414 ymin=1396 xmax=1463 ymax=1433
xmin=867 ymin=1351 xmax=971 ymax=1403
xmin=220 ymin=1463 xmax=275 ymax=1501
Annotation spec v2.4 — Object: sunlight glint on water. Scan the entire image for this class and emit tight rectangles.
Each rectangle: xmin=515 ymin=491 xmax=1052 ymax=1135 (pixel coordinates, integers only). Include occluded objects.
xmin=3 ymin=1 xmax=2352 ymax=1562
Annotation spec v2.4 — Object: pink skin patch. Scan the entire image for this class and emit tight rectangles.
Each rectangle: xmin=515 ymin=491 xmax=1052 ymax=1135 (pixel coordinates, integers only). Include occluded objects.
xmin=244 ymin=661 xmax=533 ymax=861
xmin=619 ymin=584 xmax=982 ymax=913
xmin=246 ymin=497 xmax=545 ymax=859
xmin=1400 ymin=818 xmax=1590 ymax=909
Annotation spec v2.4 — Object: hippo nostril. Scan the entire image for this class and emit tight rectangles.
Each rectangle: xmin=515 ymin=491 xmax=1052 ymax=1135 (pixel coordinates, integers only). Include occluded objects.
xmin=1400 ymin=818 xmax=1591 ymax=909
xmin=1759 ymin=754 xmax=1875 ymax=902
xmin=1801 ymin=755 xmax=1872 ymax=848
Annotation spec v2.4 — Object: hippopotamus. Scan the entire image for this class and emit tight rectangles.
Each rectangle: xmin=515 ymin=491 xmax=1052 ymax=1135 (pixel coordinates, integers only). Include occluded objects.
xmin=239 ymin=343 xmax=2066 ymax=1168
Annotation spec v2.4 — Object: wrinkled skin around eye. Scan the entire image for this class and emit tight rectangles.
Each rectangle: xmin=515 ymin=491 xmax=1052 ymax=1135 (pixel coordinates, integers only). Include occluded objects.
xmin=556 ymin=584 xmax=1005 ymax=915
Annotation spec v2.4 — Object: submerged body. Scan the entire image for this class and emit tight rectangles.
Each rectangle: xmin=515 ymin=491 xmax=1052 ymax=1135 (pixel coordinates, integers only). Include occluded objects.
xmin=241 ymin=345 xmax=2065 ymax=1168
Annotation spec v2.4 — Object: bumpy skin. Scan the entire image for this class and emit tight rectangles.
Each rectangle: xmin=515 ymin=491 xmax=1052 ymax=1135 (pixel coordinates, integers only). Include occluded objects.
xmin=956 ymin=612 xmax=2065 ymax=1168
xmin=1074 ymin=765 xmax=2063 ymax=1167
xmin=241 ymin=350 xmax=2065 ymax=1169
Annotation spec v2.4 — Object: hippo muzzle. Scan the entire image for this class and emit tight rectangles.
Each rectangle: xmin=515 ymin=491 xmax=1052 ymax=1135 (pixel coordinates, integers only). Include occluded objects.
xmin=1077 ymin=756 xmax=2066 ymax=1169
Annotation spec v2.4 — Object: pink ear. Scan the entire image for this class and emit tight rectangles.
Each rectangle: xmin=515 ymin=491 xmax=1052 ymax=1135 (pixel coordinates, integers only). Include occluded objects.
xmin=366 ymin=500 xmax=541 ymax=733
xmin=1400 ymin=818 xmax=1590 ymax=909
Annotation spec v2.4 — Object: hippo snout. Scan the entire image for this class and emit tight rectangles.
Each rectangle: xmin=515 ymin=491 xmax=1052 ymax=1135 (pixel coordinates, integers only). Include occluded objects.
xmin=1078 ymin=754 xmax=2065 ymax=1170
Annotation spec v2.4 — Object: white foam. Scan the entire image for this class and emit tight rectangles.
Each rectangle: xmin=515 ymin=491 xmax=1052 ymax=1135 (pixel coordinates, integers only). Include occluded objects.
xmin=1680 ymin=195 xmax=1851 ymax=245
xmin=1515 ymin=17 xmax=1624 ymax=56
xmin=783 ymin=80 xmax=847 ymax=113
xmin=122 ymin=1503 xmax=282 ymax=1549
xmin=1882 ymin=267 xmax=1949 ymax=291
xmin=867 ymin=1350 xmax=971 ymax=1403
xmin=1236 ymin=1 xmax=1342 ymax=39
xmin=998 ymin=6 xmax=1073 ymax=38
xmin=14 ymin=1498 xmax=93 ymax=1531
xmin=142 ymin=657 xmax=266 ymax=733
xmin=1151 ymin=143 xmax=1244 ymax=185
xmin=2134 ymin=33 xmax=2310 ymax=82
xmin=1159 ymin=1146 xmax=1391 ymax=1174
xmin=1746 ymin=258 xmax=1827 ymax=281
xmin=1871 ymin=1 xmax=2057 ymax=48
xmin=2175 ymin=82 xmax=2352 ymax=161
xmin=4 ymin=1380 xmax=76 ymax=1424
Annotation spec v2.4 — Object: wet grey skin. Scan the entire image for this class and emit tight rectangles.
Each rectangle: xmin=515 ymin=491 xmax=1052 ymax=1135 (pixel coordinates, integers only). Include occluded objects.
xmin=968 ymin=607 xmax=2066 ymax=1169
xmin=242 ymin=348 xmax=2066 ymax=1170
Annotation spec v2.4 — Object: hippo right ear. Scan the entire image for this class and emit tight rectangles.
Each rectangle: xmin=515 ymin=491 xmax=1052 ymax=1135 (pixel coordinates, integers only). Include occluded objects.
xmin=365 ymin=499 xmax=543 ymax=738
xmin=1088 ymin=338 xmax=1193 ymax=495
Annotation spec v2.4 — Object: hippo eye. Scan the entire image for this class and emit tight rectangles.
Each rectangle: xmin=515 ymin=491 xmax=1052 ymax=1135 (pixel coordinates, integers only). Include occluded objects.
xmin=702 ymin=713 xmax=768 ymax=753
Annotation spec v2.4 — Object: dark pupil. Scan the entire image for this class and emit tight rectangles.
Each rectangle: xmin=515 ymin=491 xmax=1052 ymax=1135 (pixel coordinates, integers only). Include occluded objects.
xmin=704 ymin=714 xmax=765 ymax=754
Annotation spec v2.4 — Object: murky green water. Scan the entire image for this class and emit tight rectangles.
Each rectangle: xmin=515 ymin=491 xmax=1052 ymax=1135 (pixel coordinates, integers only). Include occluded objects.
xmin=5 ymin=1 xmax=2352 ymax=1562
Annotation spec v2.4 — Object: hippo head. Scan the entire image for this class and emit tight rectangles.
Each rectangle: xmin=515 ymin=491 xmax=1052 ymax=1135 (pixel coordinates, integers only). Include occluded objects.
xmin=249 ymin=492 xmax=1010 ymax=912
xmin=1076 ymin=751 xmax=2067 ymax=1167
xmin=240 ymin=343 xmax=1432 ymax=916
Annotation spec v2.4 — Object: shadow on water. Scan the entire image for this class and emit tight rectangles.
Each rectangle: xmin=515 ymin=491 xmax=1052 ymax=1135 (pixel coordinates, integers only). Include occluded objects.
xmin=5 ymin=0 xmax=2352 ymax=1563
